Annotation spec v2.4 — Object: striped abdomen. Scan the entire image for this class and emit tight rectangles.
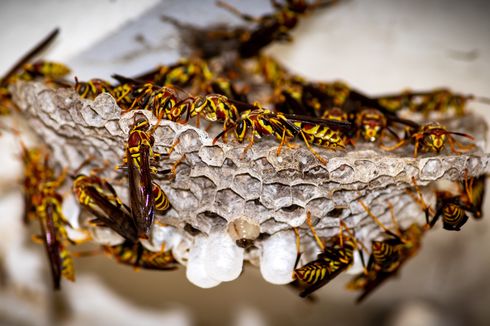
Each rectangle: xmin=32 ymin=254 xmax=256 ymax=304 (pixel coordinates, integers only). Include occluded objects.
xmin=295 ymin=122 xmax=346 ymax=150
xmin=294 ymin=259 xmax=334 ymax=285
xmin=152 ymin=183 xmax=171 ymax=212
xmin=442 ymin=203 xmax=468 ymax=230
xmin=371 ymin=240 xmax=401 ymax=272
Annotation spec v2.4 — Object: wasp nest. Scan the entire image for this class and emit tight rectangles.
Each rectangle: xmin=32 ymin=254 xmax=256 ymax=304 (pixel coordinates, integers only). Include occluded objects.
xmin=11 ymin=81 xmax=490 ymax=287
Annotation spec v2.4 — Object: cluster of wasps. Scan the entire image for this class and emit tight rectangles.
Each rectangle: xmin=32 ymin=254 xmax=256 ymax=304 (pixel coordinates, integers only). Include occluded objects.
xmin=291 ymin=171 xmax=485 ymax=302
xmin=0 ymin=0 xmax=487 ymax=301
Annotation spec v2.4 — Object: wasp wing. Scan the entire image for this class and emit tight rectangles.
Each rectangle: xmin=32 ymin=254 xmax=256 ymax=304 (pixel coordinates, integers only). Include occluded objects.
xmin=127 ymin=144 xmax=155 ymax=239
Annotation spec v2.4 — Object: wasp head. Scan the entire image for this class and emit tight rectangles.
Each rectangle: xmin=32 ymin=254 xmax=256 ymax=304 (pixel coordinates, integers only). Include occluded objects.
xmin=357 ymin=110 xmax=386 ymax=142
xmin=421 ymin=124 xmax=447 ymax=153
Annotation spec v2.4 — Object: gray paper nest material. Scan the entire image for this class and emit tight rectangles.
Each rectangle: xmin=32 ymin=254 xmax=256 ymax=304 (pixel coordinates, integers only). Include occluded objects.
xmin=10 ymin=81 xmax=490 ymax=249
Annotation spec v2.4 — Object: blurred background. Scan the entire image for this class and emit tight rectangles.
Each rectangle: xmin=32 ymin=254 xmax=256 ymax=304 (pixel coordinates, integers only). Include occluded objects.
xmin=0 ymin=0 xmax=489 ymax=325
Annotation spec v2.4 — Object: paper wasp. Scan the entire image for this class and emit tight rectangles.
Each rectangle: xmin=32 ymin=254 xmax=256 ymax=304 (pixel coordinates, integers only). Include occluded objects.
xmin=161 ymin=14 xmax=247 ymax=59
xmin=170 ymin=93 xmax=242 ymax=129
xmin=17 ymin=60 xmax=70 ymax=81
xmin=28 ymin=149 xmax=75 ymax=289
xmin=121 ymin=115 xmax=171 ymax=239
xmin=268 ymin=78 xmax=420 ymax=147
xmin=292 ymin=211 xmax=363 ymax=297
xmin=353 ymin=108 xmax=404 ymax=145
xmin=21 ymin=144 xmax=53 ymax=225
xmin=217 ymin=0 xmax=339 ymax=58
xmin=347 ymin=200 xmax=427 ymax=303
xmin=257 ymin=55 xmax=300 ymax=89
xmin=72 ymin=174 xmax=138 ymax=242
xmin=257 ymin=56 xmax=315 ymax=115
xmin=111 ymin=76 xmax=160 ymax=112
xmin=207 ymin=78 xmax=249 ymax=103
xmin=375 ymin=88 xmax=479 ymax=117
xmin=133 ymin=58 xmax=213 ymax=92
xmin=428 ymin=172 xmax=486 ymax=231
xmin=382 ymin=122 xmax=475 ymax=157
xmin=111 ymin=74 xmax=186 ymax=120
xmin=152 ymin=182 xmax=171 ymax=212
xmin=213 ymin=106 xmax=351 ymax=164
xmin=103 ymin=240 xmax=179 ymax=271
xmin=0 ymin=28 xmax=60 ymax=115
xmin=74 ymin=77 xmax=113 ymax=100
xmin=273 ymin=82 xmax=320 ymax=117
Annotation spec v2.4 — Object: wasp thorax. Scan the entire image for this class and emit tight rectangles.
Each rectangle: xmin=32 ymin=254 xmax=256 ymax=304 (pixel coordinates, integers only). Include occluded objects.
xmin=227 ymin=217 xmax=260 ymax=248
xmin=194 ymin=96 xmax=207 ymax=110
xmin=132 ymin=115 xmax=150 ymax=131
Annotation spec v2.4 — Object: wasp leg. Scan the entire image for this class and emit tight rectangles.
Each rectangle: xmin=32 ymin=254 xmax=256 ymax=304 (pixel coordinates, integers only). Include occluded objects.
xmin=292 ymin=227 xmax=302 ymax=271
xmin=447 ymin=135 xmax=475 ymax=154
xmin=305 ymin=211 xmax=325 ymax=252
xmin=298 ymin=130 xmax=328 ymax=165
xmin=216 ymin=0 xmax=260 ymax=23
xmin=380 ymin=139 xmax=407 ymax=152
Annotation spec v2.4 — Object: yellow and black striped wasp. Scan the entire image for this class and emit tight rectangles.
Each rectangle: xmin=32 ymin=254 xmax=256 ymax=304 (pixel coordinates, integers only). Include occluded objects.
xmin=382 ymin=122 xmax=475 ymax=157
xmin=17 ymin=60 xmax=70 ymax=82
xmin=132 ymin=58 xmax=213 ymax=93
xmin=74 ymin=77 xmax=113 ymax=100
xmin=103 ymin=240 xmax=179 ymax=271
xmin=0 ymin=28 xmax=60 ymax=115
xmin=207 ymin=77 xmax=249 ymax=103
xmin=170 ymin=93 xmax=242 ymax=129
xmin=72 ymin=174 xmax=139 ymax=242
xmin=25 ymin=147 xmax=75 ymax=289
xmin=428 ymin=172 xmax=486 ymax=231
xmin=374 ymin=88 xmax=481 ymax=117
xmin=347 ymin=200 xmax=427 ymax=303
xmin=292 ymin=211 xmax=364 ymax=298
xmin=111 ymin=75 xmax=161 ymax=112
xmin=111 ymin=74 xmax=187 ymax=121
xmin=20 ymin=143 xmax=54 ymax=225
xmin=121 ymin=114 xmax=171 ymax=239
xmin=213 ymin=105 xmax=351 ymax=164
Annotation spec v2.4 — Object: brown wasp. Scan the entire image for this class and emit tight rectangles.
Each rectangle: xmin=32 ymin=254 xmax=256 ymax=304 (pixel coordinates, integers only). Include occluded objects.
xmin=292 ymin=211 xmax=364 ymax=297
xmin=217 ymin=0 xmax=339 ymax=58
xmin=382 ymin=122 xmax=475 ymax=157
xmin=347 ymin=200 xmax=427 ymax=303
xmin=161 ymin=14 xmax=247 ymax=59
xmin=72 ymin=174 xmax=138 ymax=242
xmin=121 ymin=114 xmax=172 ymax=239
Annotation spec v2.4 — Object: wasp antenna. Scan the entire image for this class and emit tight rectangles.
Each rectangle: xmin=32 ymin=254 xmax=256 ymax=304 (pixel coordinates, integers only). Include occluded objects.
xmin=475 ymin=96 xmax=490 ymax=105
xmin=448 ymin=130 xmax=475 ymax=140
xmin=213 ymin=121 xmax=237 ymax=144
xmin=1 ymin=27 xmax=60 ymax=86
